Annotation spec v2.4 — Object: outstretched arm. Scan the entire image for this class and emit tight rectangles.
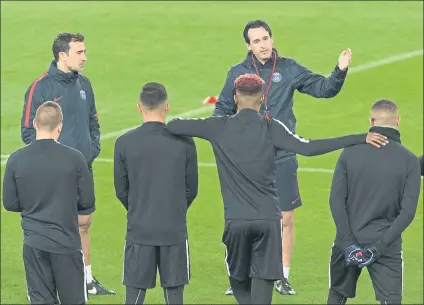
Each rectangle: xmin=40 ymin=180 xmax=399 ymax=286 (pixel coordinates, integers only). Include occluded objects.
xmin=270 ymin=119 xmax=387 ymax=156
xmin=167 ymin=117 xmax=223 ymax=141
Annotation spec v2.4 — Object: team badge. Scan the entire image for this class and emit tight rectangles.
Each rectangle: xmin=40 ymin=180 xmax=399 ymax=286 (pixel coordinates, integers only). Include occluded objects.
xmin=272 ymin=72 xmax=282 ymax=83
xmin=80 ymin=90 xmax=86 ymax=100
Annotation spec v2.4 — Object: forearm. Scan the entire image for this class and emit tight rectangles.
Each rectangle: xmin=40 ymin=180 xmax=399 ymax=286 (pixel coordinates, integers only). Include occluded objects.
xmin=292 ymin=134 xmax=365 ymax=156
xmin=375 ymin=166 xmax=421 ymax=253
xmin=118 ymin=195 xmax=129 ymax=210
xmin=3 ymin=200 xmax=21 ymax=212
xmin=330 ymin=204 xmax=356 ymax=248
xmin=297 ymin=65 xmax=347 ymax=98
xmin=114 ymin=178 xmax=129 ymax=210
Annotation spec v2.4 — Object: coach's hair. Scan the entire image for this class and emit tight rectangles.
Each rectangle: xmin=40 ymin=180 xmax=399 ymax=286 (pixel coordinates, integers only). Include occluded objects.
xmin=52 ymin=32 xmax=85 ymax=61
xmin=243 ymin=20 xmax=272 ymax=43
xmin=139 ymin=82 xmax=168 ymax=110
xmin=34 ymin=101 xmax=63 ymax=131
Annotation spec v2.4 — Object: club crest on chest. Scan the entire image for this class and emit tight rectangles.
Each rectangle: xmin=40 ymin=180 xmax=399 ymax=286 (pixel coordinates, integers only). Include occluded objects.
xmin=272 ymin=72 xmax=282 ymax=83
xmin=80 ymin=90 xmax=86 ymax=100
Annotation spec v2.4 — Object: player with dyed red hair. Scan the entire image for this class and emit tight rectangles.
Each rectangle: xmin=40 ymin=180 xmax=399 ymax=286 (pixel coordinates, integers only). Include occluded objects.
xmin=167 ymin=74 xmax=387 ymax=305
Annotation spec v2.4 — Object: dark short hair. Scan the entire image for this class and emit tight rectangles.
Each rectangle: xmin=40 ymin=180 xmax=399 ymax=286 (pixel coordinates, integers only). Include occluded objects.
xmin=371 ymin=99 xmax=398 ymax=113
xmin=34 ymin=101 xmax=63 ymax=131
xmin=243 ymin=20 xmax=272 ymax=43
xmin=139 ymin=82 xmax=168 ymax=109
xmin=52 ymin=32 xmax=85 ymax=61
xmin=234 ymin=74 xmax=265 ymax=95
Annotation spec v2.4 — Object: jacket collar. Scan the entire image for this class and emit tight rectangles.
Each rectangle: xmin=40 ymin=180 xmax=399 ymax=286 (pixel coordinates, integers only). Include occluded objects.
xmin=369 ymin=126 xmax=401 ymax=143
xmin=48 ymin=60 xmax=79 ymax=83
xmin=246 ymin=48 xmax=279 ymax=68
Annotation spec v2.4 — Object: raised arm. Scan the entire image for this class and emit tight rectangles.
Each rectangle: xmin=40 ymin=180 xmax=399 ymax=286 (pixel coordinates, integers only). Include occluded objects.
xmin=269 ymin=119 xmax=387 ymax=156
xmin=291 ymin=50 xmax=351 ymax=98
xmin=2 ymin=155 xmax=21 ymax=212
xmin=213 ymin=69 xmax=238 ymax=117
xmin=113 ymin=138 xmax=129 ymax=210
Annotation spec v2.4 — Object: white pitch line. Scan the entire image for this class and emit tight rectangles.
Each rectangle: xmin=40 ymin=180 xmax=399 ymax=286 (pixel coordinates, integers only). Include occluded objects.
xmin=1 ymin=49 xmax=422 ymax=160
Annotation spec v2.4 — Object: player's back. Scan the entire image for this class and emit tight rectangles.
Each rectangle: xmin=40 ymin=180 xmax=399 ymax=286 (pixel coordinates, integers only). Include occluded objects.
xmin=341 ymin=127 xmax=419 ymax=250
xmin=114 ymin=122 xmax=196 ymax=246
xmin=7 ymin=139 xmax=94 ymax=253
xmin=210 ymin=109 xmax=280 ymax=221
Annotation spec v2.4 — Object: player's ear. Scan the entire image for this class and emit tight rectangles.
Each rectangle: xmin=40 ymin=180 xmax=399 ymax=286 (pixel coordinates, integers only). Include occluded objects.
xmin=33 ymin=119 xmax=37 ymax=130
xmin=397 ymin=115 xmax=401 ymax=126
xmin=164 ymin=102 xmax=169 ymax=113
xmin=57 ymin=122 xmax=63 ymax=135
xmin=369 ymin=117 xmax=375 ymax=126
xmin=137 ymin=102 xmax=142 ymax=114
xmin=234 ymin=95 xmax=239 ymax=106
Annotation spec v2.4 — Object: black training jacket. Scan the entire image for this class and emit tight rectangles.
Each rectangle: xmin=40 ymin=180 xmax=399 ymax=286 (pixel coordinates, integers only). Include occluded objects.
xmin=114 ymin=122 xmax=198 ymax=246
xmin=2 ymin=139 xmax=95 ymax=254
xmin=168 ymin=109 xmax=368 ymax=221
xmin=329 ymin=126 xmax=421 ymax=255
xmin=213 ymin=48 xmax=348 ymax=164
xmin=21 ymin=61 xmax=100 ymax=166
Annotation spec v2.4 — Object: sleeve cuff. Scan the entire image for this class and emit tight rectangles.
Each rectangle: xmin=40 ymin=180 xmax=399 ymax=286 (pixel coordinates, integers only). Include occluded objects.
xmin=335 ymin=65 xmax=348 ymax=77
xmin=374 ymin=240 xmax=386 ymax=255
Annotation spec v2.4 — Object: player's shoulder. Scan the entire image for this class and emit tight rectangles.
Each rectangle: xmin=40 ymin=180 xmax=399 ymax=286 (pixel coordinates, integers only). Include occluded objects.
xmin=78 ymin=73 xmax=92 ymax=85
xmin=229 ymin=59 xmax=251 ymax=76
xmin=115 ymin=127 xmax=140 ymax=144
xmin=277 ymin=55 xmax=299 ymax=68
xmin=26 ymin=72 xmax=51 ymax=89
xmin=57 ymin=142 xmax=86 ymax=159
xmin=6 ymin=145 xmax=30 ymax=165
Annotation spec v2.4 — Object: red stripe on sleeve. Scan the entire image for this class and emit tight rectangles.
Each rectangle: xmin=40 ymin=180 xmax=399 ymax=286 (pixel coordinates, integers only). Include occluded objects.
xmin=24 ymin=72 xmax=48 ymax=127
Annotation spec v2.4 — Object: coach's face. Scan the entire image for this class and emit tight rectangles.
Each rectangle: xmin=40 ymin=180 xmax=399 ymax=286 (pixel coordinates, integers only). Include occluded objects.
xmin=63 ymin=41 xmax=87 ymax=73
xmin=246 ymin=27 xmax=273 ymax=62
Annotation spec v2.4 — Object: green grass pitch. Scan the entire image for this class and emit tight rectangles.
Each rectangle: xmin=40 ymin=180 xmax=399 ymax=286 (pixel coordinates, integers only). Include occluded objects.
xmin=1 ymin=1 xmax=423 ymax=304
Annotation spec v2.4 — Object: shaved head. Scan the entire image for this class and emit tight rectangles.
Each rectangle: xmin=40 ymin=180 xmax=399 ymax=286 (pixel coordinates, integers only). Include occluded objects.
xmin=234 ymin=74 xmax=265 ymax=109
xmin=34 ymin=101 xmax=63 ymax=132
xmin=370 ymin=99 xmax=399 ymax=127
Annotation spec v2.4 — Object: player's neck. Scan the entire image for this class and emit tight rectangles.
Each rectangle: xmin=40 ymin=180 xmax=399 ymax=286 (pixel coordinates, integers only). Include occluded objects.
xmin=56 ymin=61 xmax=71 ymax=73
xmin=36 ymin=132 xmax=58 ymax=141
xmin=373 ymin=124 xmax=398 ymax=130
xmin=237 ymin=105 xmax=260 ymax=112
xmin=142 ymin=114 xmax=166 ymax=124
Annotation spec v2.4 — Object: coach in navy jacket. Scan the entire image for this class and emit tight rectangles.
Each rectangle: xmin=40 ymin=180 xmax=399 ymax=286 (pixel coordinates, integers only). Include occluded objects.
xmin=21 ymin=59 xmax=100 ymax=167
